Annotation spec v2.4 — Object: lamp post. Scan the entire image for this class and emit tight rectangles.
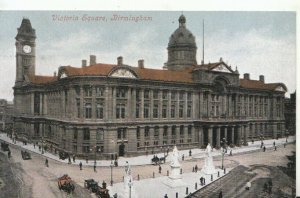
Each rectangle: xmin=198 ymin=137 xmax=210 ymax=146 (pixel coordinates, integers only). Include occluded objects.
xmin=128 ymin=178 xmax=133 ymax=198
xmin=221 ymin=149 xmax=225 ymax=169
xmin=110 ymin=160 xmax=113 ymax=186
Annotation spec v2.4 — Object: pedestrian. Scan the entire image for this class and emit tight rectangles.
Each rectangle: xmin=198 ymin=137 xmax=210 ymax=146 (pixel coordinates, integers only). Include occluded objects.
xmin=200 ymin=177 xmax=203 ymax=185
xmin=164 ymin=194 xmax=168 ymax=198
xmin=94 ymin=164 xmax=97 ymax=172
xmin=203 ymin=178 xmax=206 ymax=185
xmin=45 ymin=158 xmax=49 ymax=167
xmin=219 ymin=190 xmax=223 ymax=198
xmin=229 ymin=150 xmax=232 ymax=156
xmin=68 ymin=156 xmax=71 ymax=164
xmin=273 ymin=141 xmax=275 ymax=146
xmin=182 ymin=154 xmax=184 ymax=161
xmin=79 ymin=162 xmax=82 ymax=170
xmin=159 ymin=165 xmax=162 ymax=174
xmin=73 ymin=155 xmax=76 ymax=163
xmin=189 ymin=149 xmax=192 ymax=156
xmin=252 ymin=139 xmax=254 ymax=144
xmin=33 ymin=143 xmax=35 ymax=149
xmin=195 ymin=165 xmax=198 ymax=172
xmin=263 ymin=146 xmax=266 ymax=152
xmin=8 ymin=150 xmax=11 ymax=158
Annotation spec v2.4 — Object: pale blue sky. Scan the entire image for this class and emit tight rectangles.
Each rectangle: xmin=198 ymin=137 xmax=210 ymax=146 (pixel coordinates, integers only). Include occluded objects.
xmin=0 ymin=11 xmax=296 ymax=100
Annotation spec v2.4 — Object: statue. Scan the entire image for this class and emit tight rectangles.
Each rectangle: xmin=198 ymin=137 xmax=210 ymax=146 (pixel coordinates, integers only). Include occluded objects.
xmin=201 ymin=143 xmax=217 ymax=175
xmin=169 ymin=146 xmax=182 ymax=179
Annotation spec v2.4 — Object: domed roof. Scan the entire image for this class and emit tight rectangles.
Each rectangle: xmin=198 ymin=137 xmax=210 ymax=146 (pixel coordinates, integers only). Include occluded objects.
xmin=168 ymin=15 xmax=196 ymax=48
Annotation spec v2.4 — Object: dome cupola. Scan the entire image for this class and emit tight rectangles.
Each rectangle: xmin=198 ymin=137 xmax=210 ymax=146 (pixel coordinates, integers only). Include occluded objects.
xmin=165 ymin=15 xmax=197 ymax=71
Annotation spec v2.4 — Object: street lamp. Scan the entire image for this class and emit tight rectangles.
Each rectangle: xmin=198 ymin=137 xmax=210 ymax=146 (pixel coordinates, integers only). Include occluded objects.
xmin=128 ymin=178 xmax=133 ymax=198
xmin=221 ymin=149 xmax=225 ymax=169
xmin=110 ymin=160 xmax=113 ymax=186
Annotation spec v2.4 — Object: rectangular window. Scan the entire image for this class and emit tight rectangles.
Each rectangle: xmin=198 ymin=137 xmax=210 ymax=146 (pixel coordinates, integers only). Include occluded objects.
xmin=144 ymin=90 xmax=150 ymax=99
xmin=84 ymin=86 xmax=92 ymax=97
xmin=162 ymin=90 xmax=168 ymax=99
xmin=73 ymin=128 xmax=78 ymax=140
xmin=117 ymin=128 xmax=126 ymax=139
xmin=82 ymin=145 xmax=90 ymax=153
xmin=187 ymin=103 xmax=192 ymax=117
xmin=73 ymin=145 xmax=77 ymax=152
xmin=154 ymin=126 xmax=159 ymax=137
xmin=83 ymin=128 xmax=90 ymax=140
xmin=153 ymin=103 xmax=158 ymax=118
xmin=76 ymin=99 xmax=80 ymax=118
xmin=171 ymin=105 xmax=175 ymax=118
xmin=180 ymin=125 xmax=184 ymax=136
xmin=163 ymin=126 xmax=168 ymax=137
xmin=116 ymin=104 xmax=126 ymax=119
xmin=162 ymin=104 xmax=167 ymax=118
xmin=116 ymin=88 xmax=126 ymax=98
xmin=137 ymin=142 xmax=140 ymax=148
xmin=179 ymin=103 xmax=184 ymax=118
xmin=144 ymin=126 xmax=150 ymax=138
xmin=137 ymin=127 xmax=140 ymax=139
xmin=171 ymin=91 xmax=176 ymax=100
xmin=153 ymin=90 xmax=159 ymax=99
xmin=96 ymin=103 xmax=104 ymax=119
xmin=96 ymin=128 xmax=104 ymax=141
xmin=187 ymin=92 xmax=192 ymax=101
xmin=179 ymin=91 xmax=184 ymax=100
xmin=144 ymin=104 xmax=149 ymax=118
xmin=172 ymin=126 xmax=176 ymax=137
xmin=85 ymin=103 xmax=92 ymax=118
xmin=95 ymin=86 xmax=104 ymax=97
xmin=136 ymin=104 xmax=140 ymax=118
xmin=188 ymin=125 xmax=192 ymax=137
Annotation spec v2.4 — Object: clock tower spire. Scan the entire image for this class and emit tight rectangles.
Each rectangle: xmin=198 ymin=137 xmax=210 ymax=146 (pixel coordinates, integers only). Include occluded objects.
xmin=15 ymin=18 xmax=36 ymax=85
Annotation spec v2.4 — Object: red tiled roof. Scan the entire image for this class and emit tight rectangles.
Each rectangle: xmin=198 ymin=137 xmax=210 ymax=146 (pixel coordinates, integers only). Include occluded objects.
xmin=29 ymin=75 xmax=56 ymax=84
xmin=240 ymin=79 xmax=284 ymax=91
xmin=28 ymin=64 xmax=285 ymax=92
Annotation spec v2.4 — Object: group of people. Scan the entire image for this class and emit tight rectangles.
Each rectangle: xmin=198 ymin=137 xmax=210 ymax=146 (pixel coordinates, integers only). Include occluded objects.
xmin=192 ymin=164 xmax=198 ymax=172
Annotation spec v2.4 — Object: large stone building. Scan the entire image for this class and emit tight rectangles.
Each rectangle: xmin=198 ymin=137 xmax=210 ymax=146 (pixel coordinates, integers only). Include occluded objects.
xmin=284 ymin=92 xmax=296 ymax=135
xmin=13 ymin=16 xmax=287 ymax=159
xmin=0 ymin=99 xmax=14 ymax=132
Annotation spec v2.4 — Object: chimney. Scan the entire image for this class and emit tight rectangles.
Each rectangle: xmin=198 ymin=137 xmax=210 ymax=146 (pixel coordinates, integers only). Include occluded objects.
xmin=117 ymin=56 xmax=123 ymax=65
xmin=82 ymin=59 xmax=87 ymax=67
xmin=259 ymin=75 xmax=265 ymax=83
xmin=138 ymin=59 xmax=144 ymax=69
xmin=244 ymin=73 xmax=250 ymax=80
xmin=90 ymin=55 xmax=96 ymax=66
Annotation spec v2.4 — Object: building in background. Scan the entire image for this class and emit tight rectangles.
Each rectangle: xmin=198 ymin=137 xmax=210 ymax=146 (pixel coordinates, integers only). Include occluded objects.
xmin=284 ymin=92 xmax=296 ymax=135
xmin=0 ymin=99 xmax=14 ymax=133
xmin=13 ymin=16 xmax=287 ymax=159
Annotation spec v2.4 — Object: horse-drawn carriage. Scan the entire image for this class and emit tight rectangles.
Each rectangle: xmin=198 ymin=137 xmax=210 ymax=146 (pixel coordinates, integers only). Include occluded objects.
xmin=21 ymin=150 xmax=31 ymax=160
xmin=84 ymin=179 xmax=110 ymax=198
xmin=1 ymin=142 xmax=9 ymax=151
xmin=57 ymin=174 xmax=75 ymax=194
xmin=151 ymin=155 xmax=166 ymax=165
xmin=59 ymin=151 xmax=69 ymax=160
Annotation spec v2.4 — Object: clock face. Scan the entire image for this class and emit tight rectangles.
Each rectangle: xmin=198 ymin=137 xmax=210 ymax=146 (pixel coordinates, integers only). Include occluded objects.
xmin=23 ymin=45 xmax=31 ymax=54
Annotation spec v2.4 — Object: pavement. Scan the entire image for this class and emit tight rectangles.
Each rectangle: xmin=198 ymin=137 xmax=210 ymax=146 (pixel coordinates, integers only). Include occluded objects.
xmin=0 ymin=133 xmax=295 ymax=167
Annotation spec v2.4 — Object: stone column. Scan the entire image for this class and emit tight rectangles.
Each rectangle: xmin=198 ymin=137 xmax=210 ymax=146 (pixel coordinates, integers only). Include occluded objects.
xmin=244 ymin=125 xmax=249 ymax=145
xmin=198 ymin=126 xmax=203 ymax=147
xmin=105 ymin=86 xmax=110 ymax=120
xmin=112 ymin=87 xmax=116 ymax=119
xmin=92 ymin=86 xmax=96 ymax=119
xmin=140 ymin=89 xmax=144 ymax=119
xmin=168 ymin=91 xmax=171 ymax=118
xmin=158 ymin=90 xmax=162 ymax=119
xmin=273 ymin=123 xmax=277 ymax=139
xmin=127 ymin=87 xmax=132 ymax=119
xmin=224 ymin=127 xmax=227 ymax=142
xmin=208 ymin=127 xmax=213 ymax=145
xmin=193 ymin=91 xmax=199 ymax=119
xmin=132 ymin=88 xmax=136 ymax=119
xmin=216 ymin=127 xmax=221 ymax=148
xmin=150 ymin=89 xmax=153 ymax=119
xmin=199 ymin=91 xmax=204 ymax=118
xmin=231 ymin=126 xmax=235 ymax=145
xmin=80 ymin=86 xmax=83 ymax=119
xmin=184 ymin=92 xmax=188 ymax=118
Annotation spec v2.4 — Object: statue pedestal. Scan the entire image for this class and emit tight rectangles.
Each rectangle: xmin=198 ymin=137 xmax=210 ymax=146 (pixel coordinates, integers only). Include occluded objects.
xmin=169 ymin=164 xmax=182 ymax=180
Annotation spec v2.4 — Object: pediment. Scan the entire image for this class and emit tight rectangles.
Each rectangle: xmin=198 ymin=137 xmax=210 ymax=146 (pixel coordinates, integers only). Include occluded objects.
xmin=275 ymin=85 xmax=286 ymax=92
xmin=211 ymin=63 xmax=233 ymax=73
xmin=110 ymin=68 xmax=137 ymax=79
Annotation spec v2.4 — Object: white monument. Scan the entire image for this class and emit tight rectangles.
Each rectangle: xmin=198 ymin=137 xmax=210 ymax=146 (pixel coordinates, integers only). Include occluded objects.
xmin=122 ymin=161 xmax=138 ymax=198
xmin=201 ymin=143 xmax=217 ymax=174
xmin=169 ymin=146 xmax=182 ymax=179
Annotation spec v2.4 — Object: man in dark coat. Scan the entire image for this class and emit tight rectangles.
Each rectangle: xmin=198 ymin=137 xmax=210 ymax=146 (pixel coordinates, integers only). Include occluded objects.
xmin=79 ymin=162 xmax=82 ymax=170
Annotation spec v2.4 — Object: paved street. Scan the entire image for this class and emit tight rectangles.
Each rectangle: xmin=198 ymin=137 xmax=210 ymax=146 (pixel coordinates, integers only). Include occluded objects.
xmin=0 ymin=136 xmax=295 ymax=198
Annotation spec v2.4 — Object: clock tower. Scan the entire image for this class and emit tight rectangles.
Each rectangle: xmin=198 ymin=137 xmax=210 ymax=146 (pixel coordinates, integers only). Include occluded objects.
xmin=15 ymin=18 xmax=36 ymax=85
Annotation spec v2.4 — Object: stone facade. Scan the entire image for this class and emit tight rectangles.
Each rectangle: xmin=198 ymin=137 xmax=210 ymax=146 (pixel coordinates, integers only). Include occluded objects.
xmin=0 ymin=99 xmax=14 ymax=132
xmin=13 ymin=16 xmax=287 ymax=159
xmin=284 ymin=92 xmax=296 ymax=135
